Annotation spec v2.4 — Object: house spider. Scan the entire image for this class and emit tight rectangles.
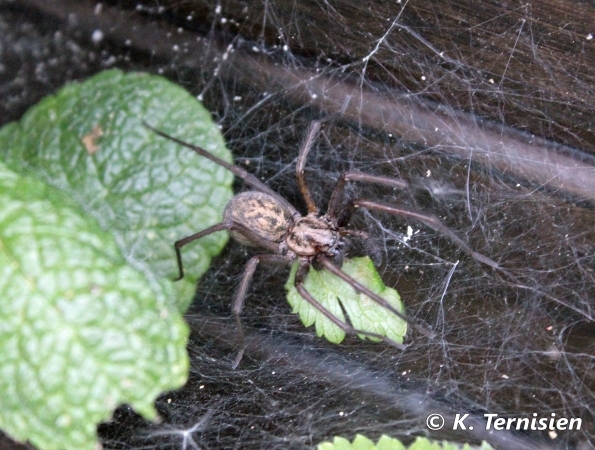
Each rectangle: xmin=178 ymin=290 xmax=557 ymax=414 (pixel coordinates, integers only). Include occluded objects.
xmin=145 ymin=121 xmax=503 ymax=366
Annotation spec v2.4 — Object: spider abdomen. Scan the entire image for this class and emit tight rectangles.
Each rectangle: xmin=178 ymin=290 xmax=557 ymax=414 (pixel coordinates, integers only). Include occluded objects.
xmin=286 ymin=216 xmax=340 ymax=256
xmin=224 ymin=191 xmax=293 ymax=246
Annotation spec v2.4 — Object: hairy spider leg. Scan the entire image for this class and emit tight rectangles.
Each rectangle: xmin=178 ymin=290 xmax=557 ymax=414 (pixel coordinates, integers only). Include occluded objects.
xmin=174 ymin=220 xmax=290 ymax=367
xmin=296 ymin=120 xmax=321 ymax=214
xmin=173 ymin=221 xmax=280 ymax=280
xmin=231 ymin=254 xmax=290 ymax=368
xmin=326 ymin=171 xmax=409 ymax=219
xmin=340 ymin=199 xmax=507 ymax=274
xmin=294 ymin=261 xmax=407 ymax=349
xmin=144 ymin=122 xmax=298 ymax=216
xmin=318 ymin=255 xmax=434 ymax=339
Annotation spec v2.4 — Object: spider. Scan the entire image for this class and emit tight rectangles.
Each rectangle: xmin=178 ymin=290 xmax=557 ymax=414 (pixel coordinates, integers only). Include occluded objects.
xmin=145 ymin=121 xmax=503 ymax=366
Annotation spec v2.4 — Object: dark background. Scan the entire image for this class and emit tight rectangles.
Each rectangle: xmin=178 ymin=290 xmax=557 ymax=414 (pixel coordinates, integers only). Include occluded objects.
xmin=1 ymin=1 xmax=594 ymax=449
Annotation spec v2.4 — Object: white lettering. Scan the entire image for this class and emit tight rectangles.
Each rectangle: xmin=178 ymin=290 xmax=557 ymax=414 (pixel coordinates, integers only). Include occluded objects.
xmin=516 ymin=418 xmax=529 ymax=430
xmin=493 ymin=418 xmax=506 ymax=430
xmin=538 ymin=417 xmax=548 ymax=430
xmin=453 ymin=413 xmax=469 ymax=430
xmin=484 ymin=413 xmax=497 ymax=430
xmin=474 ymin=414 xmax=581 ymax=431
xmin=569 ymin=418 xmax=582 ymax=430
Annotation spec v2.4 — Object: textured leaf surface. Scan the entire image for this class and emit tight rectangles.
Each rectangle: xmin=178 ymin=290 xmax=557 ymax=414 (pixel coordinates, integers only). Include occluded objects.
xmin=317 ymin=435 xmax=495 ymax=450
xmin=0 ymin=69 xmax=234 ymax=310
xmin=0 ymin=162 xmax=189 ymax=450
xmin=286 ymin=257 xmax=407 ymax=344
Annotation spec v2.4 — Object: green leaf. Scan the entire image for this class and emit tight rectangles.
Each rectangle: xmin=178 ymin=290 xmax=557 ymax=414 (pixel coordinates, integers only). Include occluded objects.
xmin=319 ymin=436 xmax=354 ymax=450
xmin=317 ymin=435 xmax=494 ymax=450
xmin=352 ymin=435 xmax=379 ymax=450
xmin=0 ymin=70 xmax=235 ymax=449
xmin=376 ymin=435 xmax=407 ymax=450
xmin=286 ymin=257 xmax=407 ymax=344
xmin=0 ymin=162 xmax=189 ymax=450
xmin=0 ymin=69 xmax=234 ymax=311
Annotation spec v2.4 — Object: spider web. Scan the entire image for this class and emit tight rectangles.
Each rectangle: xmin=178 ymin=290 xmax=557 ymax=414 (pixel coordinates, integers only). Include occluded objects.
xmin=1 ymin=1 xmax=594 ymax=449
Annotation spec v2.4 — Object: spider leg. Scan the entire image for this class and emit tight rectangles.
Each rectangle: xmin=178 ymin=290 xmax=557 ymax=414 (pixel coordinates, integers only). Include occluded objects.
xmin=231 ymin=254 xmax=291 ymax=369
xmin=317 ymin=255 xmax=434 ymax=339
xmin=294 ymin=260 xmax=407 ymax=350
xmin=174 ymin=223 xmax=231 ymax=281
xmin=339 ymin=229 xmax=369 ymax=239
xmin=174 ymin=221 xmax=281 ymax=281
xmin=144 ymin=122 xmax=298 ymax=216
xmin=327 ymin=171 xmax=408 ymax=219
xmin=340 ymin=199 xmax=506 ymax=273
xmin=296 ymin=121 xmax=322 ymax=214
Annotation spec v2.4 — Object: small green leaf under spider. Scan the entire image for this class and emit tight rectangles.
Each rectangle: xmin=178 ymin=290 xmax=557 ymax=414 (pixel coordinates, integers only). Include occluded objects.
xmin=286 ymin=257 xmax=407 ymax=344
xmin=317 ymin=435 xmax=495 ymax=450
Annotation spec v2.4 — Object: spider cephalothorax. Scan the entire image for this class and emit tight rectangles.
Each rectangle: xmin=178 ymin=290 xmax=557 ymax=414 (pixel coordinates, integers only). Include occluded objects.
xmin=286 ymin=215 xmax=341 ymax=257
xmin=145 ymin=120 xmax=504 ymax=367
